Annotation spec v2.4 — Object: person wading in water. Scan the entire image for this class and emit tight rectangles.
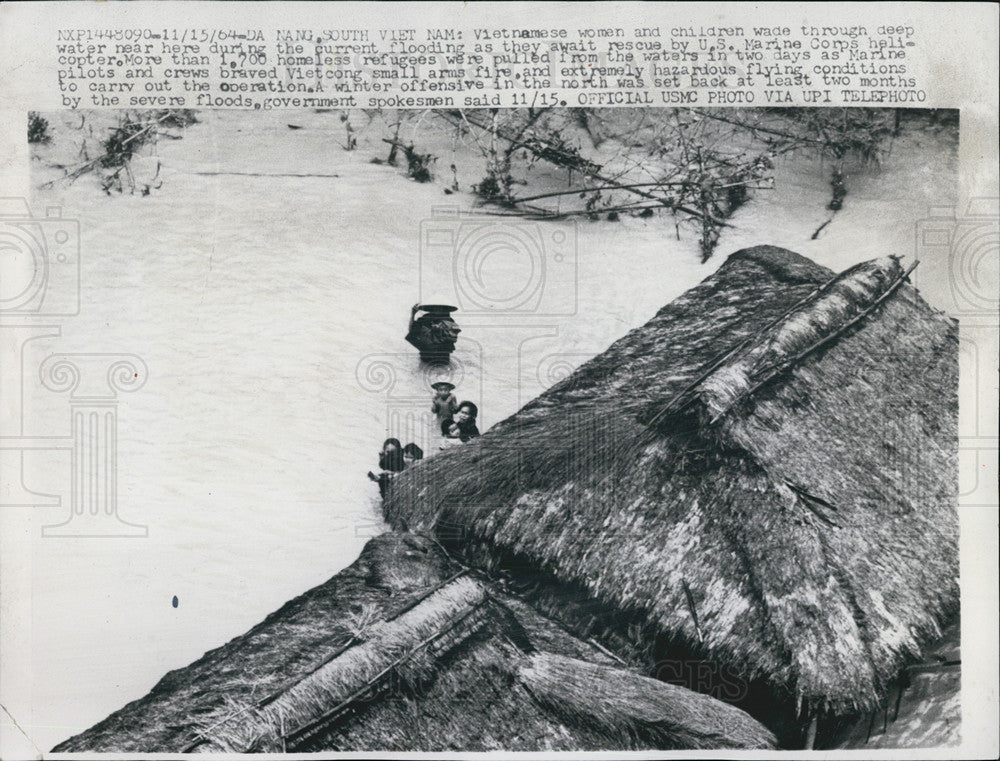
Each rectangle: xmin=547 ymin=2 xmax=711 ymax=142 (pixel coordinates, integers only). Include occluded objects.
xmin=368 ymin=438 xmax=406 ymax=498
xmin=441 ymin=401 xmax=481 ymax=444
xmin=405 ymin=304 xmax=460 ymax=364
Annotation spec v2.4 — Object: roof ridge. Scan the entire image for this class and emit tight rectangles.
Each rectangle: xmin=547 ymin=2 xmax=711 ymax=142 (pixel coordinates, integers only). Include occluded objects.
xmin=646 ymin=266 xmax=848 ymax=427
xmin=703 ymin=257 xmax=918 ymax=423
xmin=649 ymin=256 xmax=916 ymax=426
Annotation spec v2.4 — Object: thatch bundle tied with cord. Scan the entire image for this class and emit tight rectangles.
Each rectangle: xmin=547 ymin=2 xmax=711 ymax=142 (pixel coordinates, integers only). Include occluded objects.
xmin=54 ymin=532 xmax=775 ymax=753
xmin=384 ymin=245 xmax=959 ymax=747
xmin=53 ymin=246 xmax=957 ymax=753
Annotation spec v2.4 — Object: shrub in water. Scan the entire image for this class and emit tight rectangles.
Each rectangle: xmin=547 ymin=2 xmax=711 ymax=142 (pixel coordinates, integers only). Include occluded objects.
xmin=154 ymin=109 xmax=199 ymax=128
xmin=101 ymin=116 xmax=149 ymax=168
xmin=28 ymin=112 xmax=50 ymax=144
xmin=404 ymin=144 xmax=435 ymax=183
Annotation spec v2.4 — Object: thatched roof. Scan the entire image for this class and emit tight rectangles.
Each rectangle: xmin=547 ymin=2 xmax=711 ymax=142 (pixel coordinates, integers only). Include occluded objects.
xmin=54 ymin=532 xmax=774 ymax=753
xmin=52 ymin=532 xmax=458 ymax=753
xmin=519 ymin=651 xmax=777 ymax=750
xmin=829 ymin=621 xmax=960 ymax=749
xmin=384 ymin=245 xmax=959 ymax=723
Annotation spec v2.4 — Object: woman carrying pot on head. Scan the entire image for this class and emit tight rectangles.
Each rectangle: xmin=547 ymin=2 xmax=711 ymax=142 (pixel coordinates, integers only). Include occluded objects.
xmin=405 ymin=303 xmax=461 ymax=364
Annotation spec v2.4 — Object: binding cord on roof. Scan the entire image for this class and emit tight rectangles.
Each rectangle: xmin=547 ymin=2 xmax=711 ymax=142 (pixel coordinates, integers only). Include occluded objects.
xmin=282 ymin=595 xmax=489 ymax=749
xmin=705 ymin=259 xmax=918 ymax=423
xmin=179 ymin=569 xmax=473 ymax=753
xmin=644 ymin=257 xmax=918 ymax=428
xmin=646 ymin=268 xmax=845 ymax=427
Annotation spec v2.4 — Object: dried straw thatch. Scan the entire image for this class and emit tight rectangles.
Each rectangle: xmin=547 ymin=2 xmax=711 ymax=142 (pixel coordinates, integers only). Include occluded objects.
xmin=52 ymin=532 xmax=460 ymax=753
xmin=383 ymin=245 xmax=959 ymax=737
xmin=519 ymin=651 xmax=776 ymax=749
xmin=194 ymin=575 xmax=490 ymax=752
xmin=54 ymin=532 xmax=774 ymax=752
xmin=828 ymin=621 xmax=961 ymax=749
xmin=297 ymin=575 xmax=774 ymax=752
xmin=330 ymin=600 xmax=775 ymax=751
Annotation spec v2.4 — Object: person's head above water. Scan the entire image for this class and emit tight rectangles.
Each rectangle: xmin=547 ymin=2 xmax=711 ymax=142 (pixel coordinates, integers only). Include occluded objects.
xmin=455 ymin=401 xmax=478 ymax=423
xmin=431 ymin=381 xmax=455 ymax=398
xmin=402 ymin=443 xmax=424 ymax=462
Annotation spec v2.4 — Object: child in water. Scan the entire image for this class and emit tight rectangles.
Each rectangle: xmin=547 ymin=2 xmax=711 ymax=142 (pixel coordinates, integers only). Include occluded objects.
xmin=441 ymin=401 xmax=481 ymax=443
xmin=402 ymin=443 xmax=424 ymax=466
xmin=430 ymin=381 xmax=459 ymax=427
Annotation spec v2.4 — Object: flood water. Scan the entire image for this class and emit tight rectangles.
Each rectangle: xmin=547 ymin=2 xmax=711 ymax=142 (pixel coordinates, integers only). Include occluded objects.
xmin=21 ymin=109 xmax=956 ymax=749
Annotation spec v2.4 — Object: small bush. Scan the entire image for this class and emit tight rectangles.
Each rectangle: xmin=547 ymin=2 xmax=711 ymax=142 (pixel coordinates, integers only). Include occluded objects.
xmin=473 ymin=171 xmax=513 ymax=202
xmin=404 ymin=144 xmax=435 ymax=183
xmin=340 ymin=113 xmax=357 ymax=151
xmin=101 ymin=115 xmax=149 ymax=168
xmin=155 ymin=109 xmax=199 ymax=128
xmin=827 ymin=168 xmax=847 ymax=211
xmin=28 ymin=112 xmax=50 ymax=144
